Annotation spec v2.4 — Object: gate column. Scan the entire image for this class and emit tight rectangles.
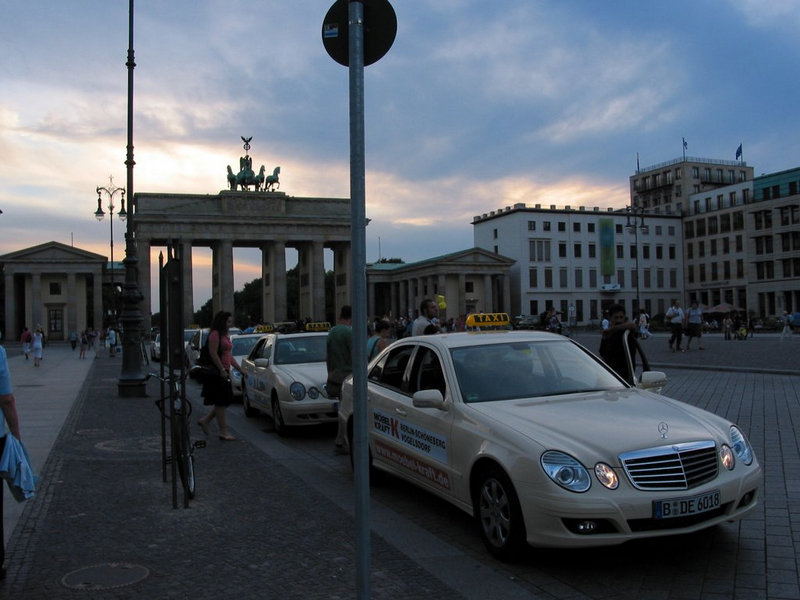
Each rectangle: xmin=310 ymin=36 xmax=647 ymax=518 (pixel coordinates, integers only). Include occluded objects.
xmin=180 ymin=240 xmax=193 ymax=326
xmin=212 ymin=240 xmax=234 ymax=315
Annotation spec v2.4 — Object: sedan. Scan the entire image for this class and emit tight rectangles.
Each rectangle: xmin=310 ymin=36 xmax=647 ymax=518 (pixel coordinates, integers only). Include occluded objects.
xmin=240 ymin=331 xmax=337 ymax=435
xmin=228 ymin=333 xmax=264 ymax=400
xmin=338 ymin=321 xmax=761 ymax=560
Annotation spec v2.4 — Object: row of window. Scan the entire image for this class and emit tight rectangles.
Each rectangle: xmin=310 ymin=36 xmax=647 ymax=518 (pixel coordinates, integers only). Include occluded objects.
xmin=687 ymin=260 xmax=744 ymax=284
xmin=690 ymin=189 xmax=751 ymax=215
xmin=528 ymin=267 xmax=678 ymax=290
xmin=761 ymin=181 xmax=799 ymax=200
xmin=634 ymin=168 xmax=747 ymax=192
xmin=686 ymin=235 xmax=744 ymax=259
xmin=529 ymin=239 xmax=678 ymax=262
xmin=684 ymin=211 xmax=745 ymax=238
xmin=522 ymin=221 xmax=677 ymax=236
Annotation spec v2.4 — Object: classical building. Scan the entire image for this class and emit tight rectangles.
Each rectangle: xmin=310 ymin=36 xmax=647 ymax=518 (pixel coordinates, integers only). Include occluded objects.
xmin=366 ymin=248 xmax=515 ymax=322
xmin=472 ymin=205 xmax=683 ymax=323
xmin=0 ymin=241 xmax=107 ymax=341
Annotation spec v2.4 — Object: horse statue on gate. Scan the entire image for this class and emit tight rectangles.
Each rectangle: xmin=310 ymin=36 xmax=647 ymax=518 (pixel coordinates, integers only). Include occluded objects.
xmin=265 ymin=166 xmax=280 ymax=191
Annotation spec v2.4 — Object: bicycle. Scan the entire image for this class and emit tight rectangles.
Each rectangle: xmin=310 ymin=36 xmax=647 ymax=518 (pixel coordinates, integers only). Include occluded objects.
xmin=149 ymin=369 xmax=205 ymax=507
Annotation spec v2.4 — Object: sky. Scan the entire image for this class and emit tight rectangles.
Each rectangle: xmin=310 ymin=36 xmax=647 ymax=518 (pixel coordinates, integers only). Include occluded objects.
xmin=1 ymin=0 xmax=799 ymax=311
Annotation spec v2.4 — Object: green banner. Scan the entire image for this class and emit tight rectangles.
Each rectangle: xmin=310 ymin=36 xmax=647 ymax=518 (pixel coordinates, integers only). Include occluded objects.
xmin=599 ymin=218 xmax=615 ymax=277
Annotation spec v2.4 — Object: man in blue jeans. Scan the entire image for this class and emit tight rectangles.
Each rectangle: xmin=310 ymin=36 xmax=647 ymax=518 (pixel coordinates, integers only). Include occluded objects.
xmin=0 ymin=345 xmax=23 ymax=579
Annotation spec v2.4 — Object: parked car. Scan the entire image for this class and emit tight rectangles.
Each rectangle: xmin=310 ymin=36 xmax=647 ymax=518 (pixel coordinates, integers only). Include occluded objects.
xmin=228 ymin=333 xmax=264 ymax=400
xmin=337 ymin=315 xmax=761 ymax=560
xmin=186 ymin=327 xmax=243 ymax=368
xmin=239 ymin=331 xmax=336 ymax=435
xmin=150 ymin=333 xmax=161 ymax=362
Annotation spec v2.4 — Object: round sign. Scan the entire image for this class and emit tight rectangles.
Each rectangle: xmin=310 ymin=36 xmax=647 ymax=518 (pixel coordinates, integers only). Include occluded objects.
xmin=322 ymin=0 xmax=397 ymax=67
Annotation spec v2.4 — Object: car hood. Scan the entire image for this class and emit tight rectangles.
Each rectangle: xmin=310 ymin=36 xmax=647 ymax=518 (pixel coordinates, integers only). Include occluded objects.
xmin=275 ymin=362 xmax=327 ymax=386
xmin=467 ymin=389 xmax=730 ymax=460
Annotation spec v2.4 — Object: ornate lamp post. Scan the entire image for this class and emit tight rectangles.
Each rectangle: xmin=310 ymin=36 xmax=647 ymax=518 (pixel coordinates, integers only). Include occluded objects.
xmin=94 ymin=176 xmax=126 ymax=324
xmin=118 ymin=0 xmax=146 ymax=397
xmin=626 ymin=204 xmax=648 ymax=315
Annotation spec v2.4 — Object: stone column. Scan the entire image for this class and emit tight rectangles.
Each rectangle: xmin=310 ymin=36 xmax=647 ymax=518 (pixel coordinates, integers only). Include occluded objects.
xmin=437 ymin=274 xmax=447 ymax=320
xmin=4 ymin=271 xmax=16 ymax=340
xmin=458 ymin=273 xmax=466 ymax=317
xmin=212 ymin=240 xmax=234 ymax=314
xmin=502 ymin=274 xmax=511 ymax=314
xmin=406 ymin=278 xmax=414 ymax=319
xmin=137 ymin=237 xmax=152 ymax=333
xmin=312 ymin=241 xmax=325 ymax=321
xmin=262 ymin=240 xmax=287 ymax=323
xmin=180 ymin=240 xmax=193 ymax=326
xmin=31 ymin=272 xmax=42 ymax=329
xmin=484 ymin=274 xmax=493 ymax=313
xmin=332 ymin=243 xmax=350 ymax=318
xmin=66 ymin=272 xmax=77 ymax=336
xmin=92 ymin=269 xmax=103 ymax=329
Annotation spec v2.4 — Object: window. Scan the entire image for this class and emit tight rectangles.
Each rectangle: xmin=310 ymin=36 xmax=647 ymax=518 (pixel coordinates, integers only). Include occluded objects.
xmin=656 ymin=269 xmax=664 ymax=287
xmin=684 ymin=221 xmax=695 ymax=238
xmin=527 ymin=221 xmax=536 ymax=231
xmin=699 ymin=264 xmax=706 ymax=282
xmin=643 ymin=245 xmax=650 ymax=259
xmin=698 ymin=241 xmax=705 ymax=257
xmin=588 ymin=223 xmax=596 ymax=233
xmin=588 ymin=244 xmax=596 ymax=258
xmin=655 ymin=225 xmax=663 ymax=235
xmin=559 ymin=243 xmax=567 ymax=258
xmin=696 ymin=219 xmax=706 ymax=236
xmin=629 ymin=245 xmax=637 ymax=259
xmin=616 ymin=245 xmax=624 ymax=259
xmin=575 ymin=269 xmax=583 ymax=288
xmin=559 ymin=268 xmax=568 ymax=288
xmin=615 ymin=224 xmax=623 ymax=234
xmin=558 ymin=221 xmax=566 ymax=232
xmin=724 ymin=261 xmax=731 ymax=279
xmin=687 ymin=265 xmax=694 ymax=283
xmin=49 ymin=282 xmax=62 ymax=295
xmin=708 ymin=216 xmax=718 ymax=235
xmin=616 ymin=269 xmax=625 ymax=287
xmin=655 ymin=245 xmax=663 ymax=260
xmin=529 ymin=239 xmax=551 ymax=262
xmin=723 ymin=237 xmax=730 ymax=253
xmin=573 ymin=243 xmax=582 ymax=258
xmin=686 ymin=243 xmax=693 ymax=259
xmin=544 ymin=268 xmax=553 ymax=288
xmin=669 ymin=245 xmax=676 ymax=260
xmin=710 ymin=239 xmax=717 ymax=256
xmin=668 ymin=226 xmax=675 ymax=236
xmin=720 ymin=214 xmax=731 ymax=233
xmin=736 ymin=259 xmax=744 ymax=278
xmin=368 ymin=345 xmax=414 ymax=391
xmin=493 ymin=228 xmax=498 ymax=239
xmin=669 ymin=269 xmax=677 ymax=287
xmin=465 ymin=281 xmax=474 ymax=293
xmin=543 ymin=221 xmax=551 ymax=231
xmin=736 ymin=235 xmax=743 ymax=252
xmin=573 ymin=222 xmax=581 ymax=232
xmin=409 ymin=347 xmax=446 ymax=396
xmin=589 ymin=269 xmax=598 ymax=288
xmin=528 ymin=269 xmax=538 ymax=288
xmin=711 ymin=263 xmax=718 ymax=281
xmin=692 ymin=167 xmax=699 ymax=178
xmin=733 ymin=211 xmax=744 ymax=230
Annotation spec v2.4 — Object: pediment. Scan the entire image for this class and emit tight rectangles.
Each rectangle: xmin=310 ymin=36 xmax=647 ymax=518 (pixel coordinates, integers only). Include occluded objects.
xmin=0 ymin=241 xmax=106 ymax=265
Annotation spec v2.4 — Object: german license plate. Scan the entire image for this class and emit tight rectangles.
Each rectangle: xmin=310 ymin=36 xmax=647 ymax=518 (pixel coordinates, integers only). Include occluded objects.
xmin=653 ymin=490 xmax=720 ymax=519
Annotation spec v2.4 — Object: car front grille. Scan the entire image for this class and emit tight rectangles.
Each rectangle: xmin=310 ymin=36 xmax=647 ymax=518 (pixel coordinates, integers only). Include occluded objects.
xmin=620 ymin=441 xmax=718 ymax=491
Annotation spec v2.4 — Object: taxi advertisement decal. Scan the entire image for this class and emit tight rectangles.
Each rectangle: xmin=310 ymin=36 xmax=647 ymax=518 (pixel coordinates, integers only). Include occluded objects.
xmin=372 ymin=408 xmax=447 ymax=463
xmin=374 ymin=439 xmax=451 ymax=490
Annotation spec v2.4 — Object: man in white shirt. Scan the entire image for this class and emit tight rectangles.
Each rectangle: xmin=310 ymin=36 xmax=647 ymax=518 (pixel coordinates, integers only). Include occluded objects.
xmin=412 ymin=299 xmax=439 ymax=336
xmin=666 ymin=299 xmax=685 ymax=352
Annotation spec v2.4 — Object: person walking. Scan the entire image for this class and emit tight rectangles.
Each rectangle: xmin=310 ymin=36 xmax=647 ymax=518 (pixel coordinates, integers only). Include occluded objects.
xmin=683 ymin=301 xmax=705 ymax=351
xmin=327 ymin=305 xmax=353 ymax=454
xmin=19 ymin=327 xmax=31 ymax=360
xmin=637 ymin=309 xmax=650 ymax=340
xmin=197 ymin=311 xmax=240 ymax=442
xmin=0 ymin=343 xmax=24 ymax=580
xmin=31 ymin=325 xmax=45 ymax=367
xmin=666 ymin=300 xmax=684 ymax=352
xmin=79 ymin=330 xmax=89 ymax=359
xmin=780 ymin=311 xmax=793 ymax=341
xmin=367 ymin=319 xmax=391 ymax=362
xmin=107 ymin=326 xmax=117 ymax=357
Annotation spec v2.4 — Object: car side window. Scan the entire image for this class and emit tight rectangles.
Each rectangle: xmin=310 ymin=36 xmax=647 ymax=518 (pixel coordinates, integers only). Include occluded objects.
xmin=369 ymin=345 xmax=413 ymax=393
xmin=408 ymin=346 xmax=446 ymax=396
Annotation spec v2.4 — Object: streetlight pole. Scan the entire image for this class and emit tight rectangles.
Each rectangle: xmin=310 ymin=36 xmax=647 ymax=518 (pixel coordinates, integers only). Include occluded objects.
xmin=94 ymin=176 xmax=126 ymax=325
xmin=626 ymin=204 xmax=648 ymax=316
xmin=118 ymin=0 xmax=146 ymax=397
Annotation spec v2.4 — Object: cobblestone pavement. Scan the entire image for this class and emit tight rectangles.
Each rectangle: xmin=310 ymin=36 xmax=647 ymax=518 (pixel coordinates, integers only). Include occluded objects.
xmin=1 ymin=332 xmax=798 ymax=599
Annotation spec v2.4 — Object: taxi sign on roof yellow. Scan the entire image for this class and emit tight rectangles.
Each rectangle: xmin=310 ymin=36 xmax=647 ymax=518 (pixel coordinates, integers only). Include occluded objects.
xmin=465 ymin=312 xmax=511 ymax=328
xmin=305 ymin=321 xmax=331 ymax=332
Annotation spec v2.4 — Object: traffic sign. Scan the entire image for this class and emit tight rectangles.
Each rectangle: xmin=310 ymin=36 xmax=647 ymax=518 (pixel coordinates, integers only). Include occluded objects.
xmin=322 ymin=0 xmax=397 ymax=66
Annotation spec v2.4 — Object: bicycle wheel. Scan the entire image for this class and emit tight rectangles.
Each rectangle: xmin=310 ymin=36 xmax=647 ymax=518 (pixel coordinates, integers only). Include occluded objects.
xmin=173 ymin=417 xmax=196 ymax=499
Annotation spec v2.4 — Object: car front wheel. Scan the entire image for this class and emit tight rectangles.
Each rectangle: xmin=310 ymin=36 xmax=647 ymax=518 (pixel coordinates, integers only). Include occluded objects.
xmin=242 ymin=382 xmax=258 ymax=418
xmin=473 ymin=465 xmax=526 ymax=561
xmin=272 ymin=396 xmax=287 ymax=437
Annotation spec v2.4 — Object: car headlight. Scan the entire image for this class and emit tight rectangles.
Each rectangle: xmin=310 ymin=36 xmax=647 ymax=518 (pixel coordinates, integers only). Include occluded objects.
xmin=289 ymin=382 xmax=307 ymax=401
xmin=729 ymin=426 xmax=753 ymax=466
xmin=594 ymin=462 xmax=619 ymax=489
xmin=719 ymin=445 xmax=735 ymax=470
xmin=307 ymin=386 xmax=320 ymax=399
xmin=541 ymin=451 xmax=591 ymax=493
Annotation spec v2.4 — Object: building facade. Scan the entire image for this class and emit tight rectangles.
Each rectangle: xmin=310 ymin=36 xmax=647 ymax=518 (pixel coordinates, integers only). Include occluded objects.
xmin=472 ymin=204 xmax=683 ymax=324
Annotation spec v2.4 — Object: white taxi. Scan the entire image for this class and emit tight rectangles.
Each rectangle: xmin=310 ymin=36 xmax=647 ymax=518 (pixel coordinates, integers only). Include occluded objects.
xmin=338 ymin=314 xmax=761 ymax=560
xmin=240 ymin=329 xmax=337 ymax=436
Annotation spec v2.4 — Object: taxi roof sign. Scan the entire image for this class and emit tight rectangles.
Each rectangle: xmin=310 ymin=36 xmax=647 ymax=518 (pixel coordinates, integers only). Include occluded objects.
xmin=305 ymin=321 xmax=331 ymax=332
xmin=254 ymin=324 xmax=274 ymax=333
xmin=465 ymin=312 xmax=511 ymax=329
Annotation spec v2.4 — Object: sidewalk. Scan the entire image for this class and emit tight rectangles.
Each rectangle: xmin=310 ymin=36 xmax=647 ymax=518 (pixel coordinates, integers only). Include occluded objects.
xmin=1 ymin=343 xmax=462 ymax=599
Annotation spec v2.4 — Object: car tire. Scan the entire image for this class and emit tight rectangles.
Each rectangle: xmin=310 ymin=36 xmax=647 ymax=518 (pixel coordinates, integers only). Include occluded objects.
xmin=272 ymin=396 xmax=287 ymax=437
xmin=243 ymin=383 xmax=258 ymax=418
xmin=473 ymin=465 xmax=526 ymax=562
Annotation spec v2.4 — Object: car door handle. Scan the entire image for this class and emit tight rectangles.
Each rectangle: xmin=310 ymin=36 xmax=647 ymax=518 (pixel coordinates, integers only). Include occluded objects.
xmin=395 ymin=408 xmax=407 ymax=417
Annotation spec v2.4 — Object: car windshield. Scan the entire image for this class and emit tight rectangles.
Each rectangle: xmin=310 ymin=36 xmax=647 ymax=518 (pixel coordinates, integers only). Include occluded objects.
xmin=231 ymin=336 xmax=259 ymax=357
xmin=274 ymin=336 xmax=327 ymax=364
xmin=450 ymin=339 xmax=625 ymax=403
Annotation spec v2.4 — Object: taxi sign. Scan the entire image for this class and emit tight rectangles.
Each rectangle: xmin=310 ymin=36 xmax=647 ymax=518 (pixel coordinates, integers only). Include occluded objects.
xmin=254 ymin=324 xmax=274 ymax=333
xmin=465 ymin=312 xmax=511 ymax=329
xmin=305 ymin=321 xmax=331 ymax=332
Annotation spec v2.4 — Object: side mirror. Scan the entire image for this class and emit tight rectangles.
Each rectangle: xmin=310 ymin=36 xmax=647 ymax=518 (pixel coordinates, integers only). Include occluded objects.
xmin=412 ymin=389 xmax=447 ymax=410
xmin=638 ymin=370 xmax=667 ymax=392
xmin=254 ymin=358 xmax=270 ymax=368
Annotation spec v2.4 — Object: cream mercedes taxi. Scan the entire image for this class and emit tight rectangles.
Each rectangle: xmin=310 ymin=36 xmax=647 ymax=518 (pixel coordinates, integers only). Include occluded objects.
xmin=240 ymin=325 xmax=337 ymax=436
xmin=338 ymin=313 xmax=761 ymax=560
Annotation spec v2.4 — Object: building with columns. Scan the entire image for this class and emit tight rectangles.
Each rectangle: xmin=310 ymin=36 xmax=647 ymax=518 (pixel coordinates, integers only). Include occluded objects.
xmin=366 ymin=248 xmax=515 ymax=322
xmin=0 ymin=241 xmax=107 ymax=341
